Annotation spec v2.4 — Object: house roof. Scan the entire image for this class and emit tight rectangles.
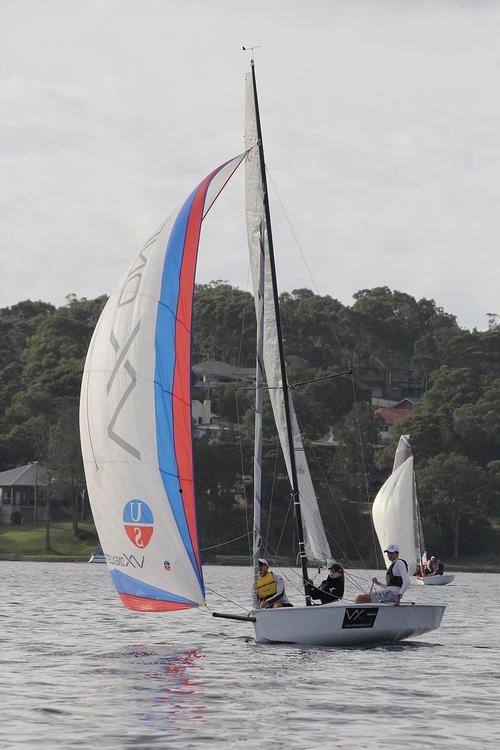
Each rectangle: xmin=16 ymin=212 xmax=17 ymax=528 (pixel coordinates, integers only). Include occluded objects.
xmin=0 ymin=464 xmax=49 ymax=487
xmin=375 ymin=406 xmax=413 ymax=426
xmin=192 ymin=360 xmax=255 ymax=380
xmin=393 ymin=398 xmax=416 ymax=409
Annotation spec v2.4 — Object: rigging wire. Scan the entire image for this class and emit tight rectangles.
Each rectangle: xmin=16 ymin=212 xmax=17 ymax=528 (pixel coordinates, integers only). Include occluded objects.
xmin=204 ymin=163 xmax=379 ymax=598
xmin=271 ymin=498 xmax=293 ymax=567
xmin=203 ymin=586 xmax=250 ymax=613
xmin=349 ymin=376 xmax=382 ymax=571
xmin=235 ymin=387 xmax=253 ymax=560
xmin=264 ymin=436 xmax=280 ymax=553
xmin=266 ymin=163 xmax=379 ymax=570
xmin=236 ymin=268 xmax=253 ymax=559
xmin=200 ymin=531 xmax=251 ymax=552
xmin=266 ymin=166 xmax=351 ymax=366
xmin=294 ymin=411 xmax=368 ymax=569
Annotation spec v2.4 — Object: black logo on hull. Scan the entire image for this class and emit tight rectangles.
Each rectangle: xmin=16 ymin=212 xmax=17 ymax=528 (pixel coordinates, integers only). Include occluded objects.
xmin=342 ymin=607 xmax=379 ymax=629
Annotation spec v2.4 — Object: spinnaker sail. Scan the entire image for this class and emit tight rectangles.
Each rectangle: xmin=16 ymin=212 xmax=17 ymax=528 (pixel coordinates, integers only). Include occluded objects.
xmin=80 ymin=155 xmax=244 ymax=612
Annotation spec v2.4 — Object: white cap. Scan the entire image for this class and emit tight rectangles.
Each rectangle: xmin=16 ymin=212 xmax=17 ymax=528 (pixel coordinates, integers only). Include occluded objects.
xmin=384 ymin=544 xmax=399 ymax=553
xmin=258 ymin=558 xmax=268 ymax=566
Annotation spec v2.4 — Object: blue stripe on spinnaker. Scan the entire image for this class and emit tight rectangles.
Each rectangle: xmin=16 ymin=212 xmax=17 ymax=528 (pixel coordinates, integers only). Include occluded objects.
xmin=154 ymin=185 xmax=203 ymax=589
xmin=111 ymin=569 xmax=199 ymax=606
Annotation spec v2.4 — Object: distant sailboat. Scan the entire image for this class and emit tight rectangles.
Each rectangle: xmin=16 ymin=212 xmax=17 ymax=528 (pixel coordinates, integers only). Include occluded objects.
xmin=88 ymin=546 xmax=106 ymax=564
xmin=372 ymin=435 xmax=455 ymax=586
xmin=79 ymin=60 xmax=445 ymax=645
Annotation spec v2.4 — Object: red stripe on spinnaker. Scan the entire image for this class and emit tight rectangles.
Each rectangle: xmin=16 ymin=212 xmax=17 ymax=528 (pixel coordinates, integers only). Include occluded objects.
xmin=119 ymin=593 xmax=198 ymax=612
xmin=172 ymin=168 xmax=220 ymax=577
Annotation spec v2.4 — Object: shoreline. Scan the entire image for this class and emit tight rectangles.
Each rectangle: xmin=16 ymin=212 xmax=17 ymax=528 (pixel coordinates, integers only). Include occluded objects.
xmin=1 ymin=554 xmax=499 ymax=573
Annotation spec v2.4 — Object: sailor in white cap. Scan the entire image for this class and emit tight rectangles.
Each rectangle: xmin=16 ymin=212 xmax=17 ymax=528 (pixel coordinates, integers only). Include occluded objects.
xmin=253 ymin=558 xmax=292 ymax=609
xmin=355 ymin=543 xmax=410 ymax=605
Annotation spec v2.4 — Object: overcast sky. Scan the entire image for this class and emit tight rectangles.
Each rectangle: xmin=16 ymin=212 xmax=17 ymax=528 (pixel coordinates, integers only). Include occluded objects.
xmin=2 ymin=0 xmax=500 ymax=330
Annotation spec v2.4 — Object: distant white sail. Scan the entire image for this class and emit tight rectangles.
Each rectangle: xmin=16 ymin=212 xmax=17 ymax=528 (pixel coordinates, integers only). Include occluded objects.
xmin=245 ymin=73 xmax=331 ymax=564
xmin=392 ymin=433 xmax=412 ymax=472
xmin=372 ymin=456 xmax=419 ymax=575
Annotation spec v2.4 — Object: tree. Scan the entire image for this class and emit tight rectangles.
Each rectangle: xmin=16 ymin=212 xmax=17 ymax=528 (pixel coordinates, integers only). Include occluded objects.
xmin=350 ymin=287 xmax=456 ymax=370
xmin=1 ymin=285 xmax=499 ymax=561
xmin=0 ymin=296 xmax=105 ymax=468
xmin=194 ymin=436 xmax=252 ymax=556
xmin=417 ymin=453 xmax=496 ymax=559
xmin=192 ymin=282 xmax=255 ymax=365
xmin=453 ymin=380 xmax=500 ymax=466
xmin=279 ymin=289 xmax=348 ymax=371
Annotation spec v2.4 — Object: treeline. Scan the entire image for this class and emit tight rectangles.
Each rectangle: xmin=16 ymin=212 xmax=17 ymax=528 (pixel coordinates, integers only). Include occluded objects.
xmin=1 ymin=284 xmax=499 ymax=562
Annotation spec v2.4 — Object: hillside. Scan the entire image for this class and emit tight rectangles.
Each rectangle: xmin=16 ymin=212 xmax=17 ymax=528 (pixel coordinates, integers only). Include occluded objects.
xmin=1 ymin=284 xmax=499 ymax=564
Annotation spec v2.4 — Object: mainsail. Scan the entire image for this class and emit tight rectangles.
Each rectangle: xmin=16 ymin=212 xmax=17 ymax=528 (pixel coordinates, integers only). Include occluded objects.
xmin=80 ymin=154 xmax=244 ymax=612
xmin=245 ymin=71 xmax=331 ymax=565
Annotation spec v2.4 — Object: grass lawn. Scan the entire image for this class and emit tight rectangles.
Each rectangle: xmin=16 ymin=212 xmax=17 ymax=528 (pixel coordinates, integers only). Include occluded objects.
xmin=0 ymin=520 xmax=99 ymax=558
xmin=0 ymin=519 xmax=498 ymax=568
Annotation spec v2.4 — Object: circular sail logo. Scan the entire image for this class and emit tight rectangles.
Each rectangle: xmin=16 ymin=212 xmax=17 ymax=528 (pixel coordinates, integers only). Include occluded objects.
xmin=123 ymin=500 xmax=154 ymax=549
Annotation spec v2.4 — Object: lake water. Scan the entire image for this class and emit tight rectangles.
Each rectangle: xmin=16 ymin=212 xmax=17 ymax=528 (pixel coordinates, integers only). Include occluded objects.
xmin=1 ymin=562 xmax=499 ymax=749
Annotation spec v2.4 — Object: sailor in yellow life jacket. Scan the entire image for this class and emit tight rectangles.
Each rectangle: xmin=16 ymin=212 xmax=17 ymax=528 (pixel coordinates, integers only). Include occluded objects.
xmin=254 ymin=559 xmax=292 ymax=608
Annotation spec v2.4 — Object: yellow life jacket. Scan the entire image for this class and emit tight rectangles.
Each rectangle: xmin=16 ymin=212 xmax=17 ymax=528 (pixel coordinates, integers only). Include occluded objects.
xmin=256 ymin=571 xmax=277 ymax=600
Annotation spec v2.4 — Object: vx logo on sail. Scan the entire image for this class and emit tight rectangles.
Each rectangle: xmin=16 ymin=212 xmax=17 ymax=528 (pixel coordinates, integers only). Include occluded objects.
xmin=123 ymin=500 xmax=154 ymax=548
xmin=106 ymin=233 xmax=161 ymax=460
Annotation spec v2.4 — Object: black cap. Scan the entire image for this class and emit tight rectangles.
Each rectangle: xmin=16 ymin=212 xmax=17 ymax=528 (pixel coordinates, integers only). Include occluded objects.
xmin=328 ymin=563 xmax=343 ymax=573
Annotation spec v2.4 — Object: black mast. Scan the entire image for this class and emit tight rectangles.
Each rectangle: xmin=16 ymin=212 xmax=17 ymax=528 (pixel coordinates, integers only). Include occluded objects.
xmin=249 ymin=59 xmax=311 ymax=605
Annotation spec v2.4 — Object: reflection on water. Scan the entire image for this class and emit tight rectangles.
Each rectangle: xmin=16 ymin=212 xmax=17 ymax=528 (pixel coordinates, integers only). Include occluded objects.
xmin=128 ymin=644 xmax=205 ymax=731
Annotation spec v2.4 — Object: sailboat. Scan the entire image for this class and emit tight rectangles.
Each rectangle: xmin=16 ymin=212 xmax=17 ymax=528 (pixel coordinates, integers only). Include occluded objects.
xmin=79 ymin=59 xmax=445 ymax=646
xmin=372 ymin=435 xmax=455 ymax=586
xmin=88 ymin=546 xmax=106 ymax=564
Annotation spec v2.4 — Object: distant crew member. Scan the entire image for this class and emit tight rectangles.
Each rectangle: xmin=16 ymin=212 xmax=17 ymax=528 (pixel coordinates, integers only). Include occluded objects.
xmin=355 ymin=544 xmax=410 ymax=606
xmin=254 ymin=559 xmax=292 ymax=608
xmin=428 ymin=556 xmax=438 ymax=575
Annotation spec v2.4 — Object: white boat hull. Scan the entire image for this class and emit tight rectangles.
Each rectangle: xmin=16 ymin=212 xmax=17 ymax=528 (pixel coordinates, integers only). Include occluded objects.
xmin=416 ymin=574 xmax=455 ymax=586
xmin=253 ymin=602 xmax=445 ymax=646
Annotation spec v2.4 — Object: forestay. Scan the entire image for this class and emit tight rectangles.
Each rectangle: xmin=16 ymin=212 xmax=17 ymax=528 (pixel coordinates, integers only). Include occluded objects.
xmin=80 ymin=154 xmax=244 ymax=612
xmin=244 ymin=73 xmax=331 ymax=565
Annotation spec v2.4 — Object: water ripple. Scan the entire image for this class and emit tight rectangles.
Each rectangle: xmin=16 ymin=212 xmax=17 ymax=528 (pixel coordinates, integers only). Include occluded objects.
xmin=0 ymin=563 xmax=499 ymax=748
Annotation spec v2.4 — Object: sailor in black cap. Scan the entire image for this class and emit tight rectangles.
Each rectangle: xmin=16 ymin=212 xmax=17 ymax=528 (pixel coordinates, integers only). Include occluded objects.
xmin=313 ymin=562 xmax=345 ymax=605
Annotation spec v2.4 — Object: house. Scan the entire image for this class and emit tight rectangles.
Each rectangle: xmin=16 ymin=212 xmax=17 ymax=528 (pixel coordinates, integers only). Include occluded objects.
xmin=192 ymin=359 xmax=255 ymax=388
xmin=355 ymin=365 xmax=424 ymax=402
xmin=192 ymin=399 xmax=228 ymax=442
xmin=375 ymin=398 xmax=415 ymax=442
xmin=0 ymin=464 xmax=48 ymax=523
xmin=191 ymin=360 xmax=254 ymax=442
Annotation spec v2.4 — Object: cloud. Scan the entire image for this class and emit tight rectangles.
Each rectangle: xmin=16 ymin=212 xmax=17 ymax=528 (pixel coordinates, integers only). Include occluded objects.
xmin=1 ymin=0 xmax=500 ymax=331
